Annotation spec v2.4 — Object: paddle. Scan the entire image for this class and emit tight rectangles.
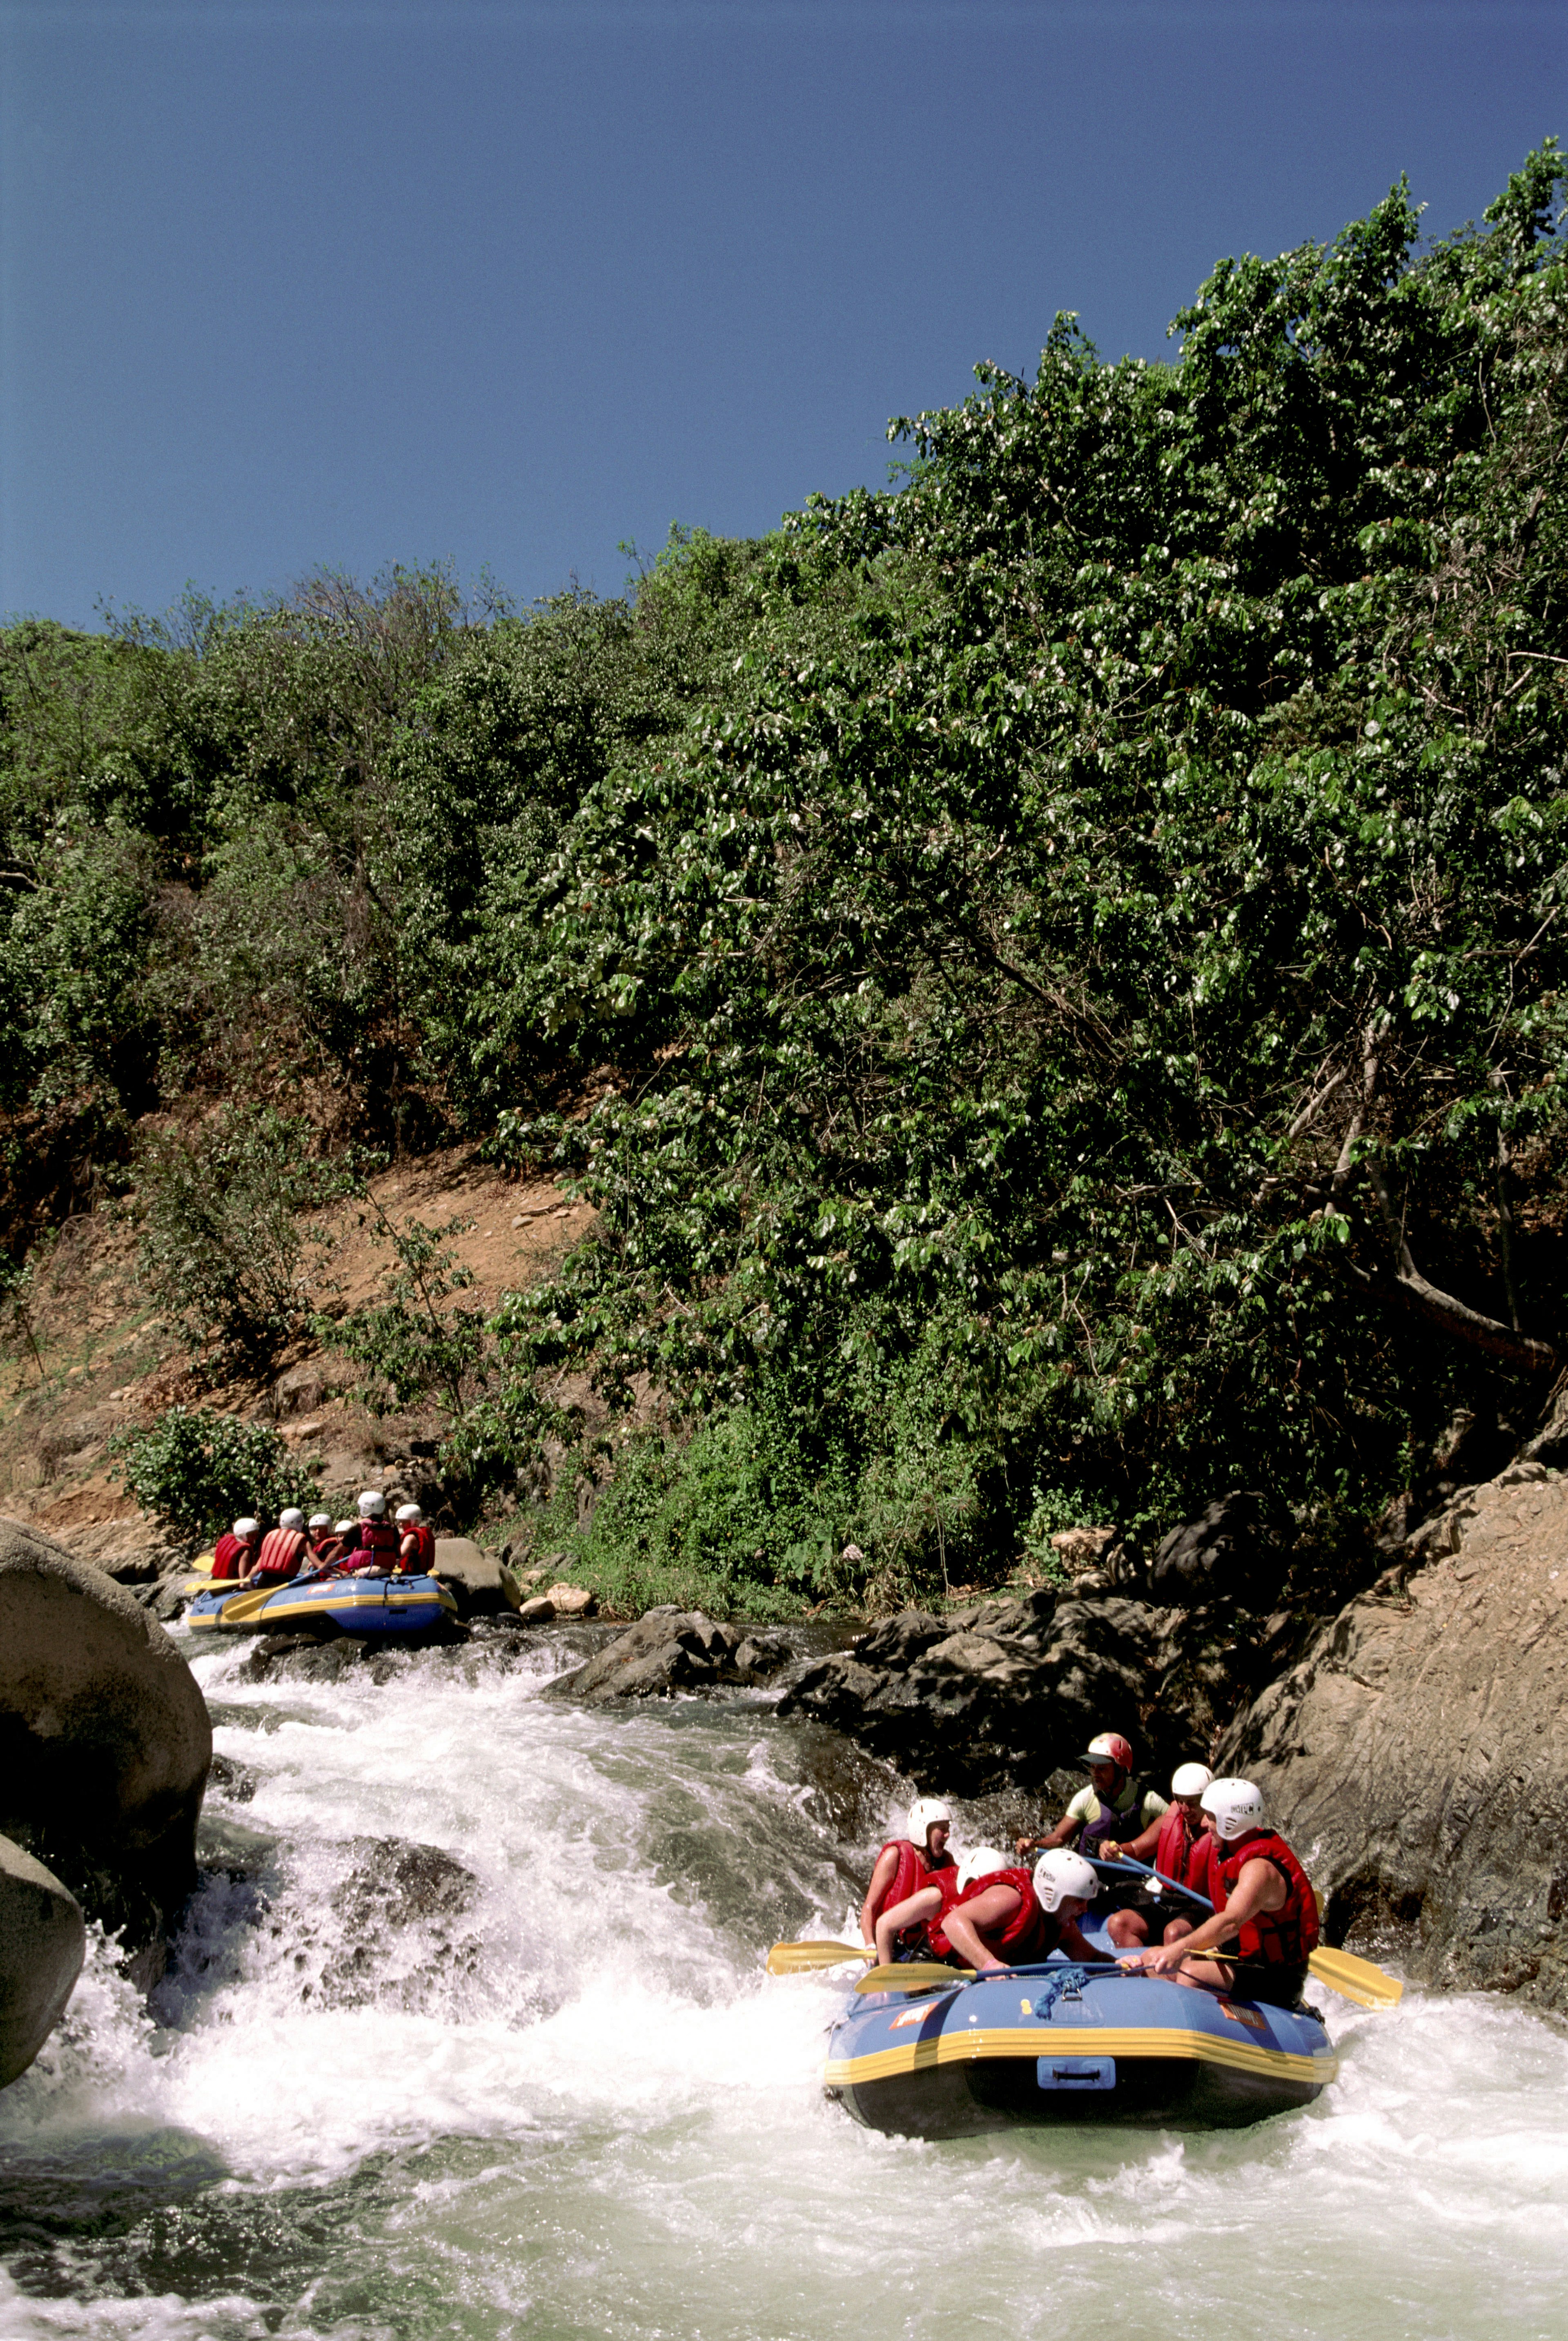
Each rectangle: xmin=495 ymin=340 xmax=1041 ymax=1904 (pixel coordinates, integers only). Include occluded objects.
xmin=1096 ymin=1854 xmax=1404 ymax=2009
xmin=855 ymin=1962 xmax=975 ymax=1994
xmin=207 ymin=1580 xmax=287 ymax=1625
xmin=854 ymin=1956 xmax=1125 ymax=1995
xmin=1304 ymin=1946 xmax=1403 ymax=2009
xmin=764 ymin=1940 xmax=871 ymax=1975
xmin=205 ymin=1564 xmax=339 ymax=1625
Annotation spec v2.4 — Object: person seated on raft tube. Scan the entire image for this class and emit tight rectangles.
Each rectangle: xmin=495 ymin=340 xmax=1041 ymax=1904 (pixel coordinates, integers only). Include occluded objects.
xmin=211 ymin=1517 xmax=262 ymax=1581
xmin=1014 ymin=1732 xmax=1169 ymax=1950
xmin=1094 ymin=1762 xmax=1220 ymax=1952
xmin=876 ymin=1847 xmax=1100 ymax=1973
xmin=860 ymin=1798 xmax=956 ymax=1955
xmin=249 ymin=1508 xmax=310 ymax=1587
xmin=334 ymin=1490 xmax=402 ymax=1575
xmin=1117 ymin=1776 xmax=1320 ymax=2008
xmin=306 ymin=1512 xmax=336 ymax=1565
xmin=395 ymin=1502 xmax=436 ymax=1575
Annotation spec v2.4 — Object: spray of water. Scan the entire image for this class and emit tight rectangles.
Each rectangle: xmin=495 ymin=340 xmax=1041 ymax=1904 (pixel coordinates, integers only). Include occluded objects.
xmin=0 ymin=1627 xmax=1562 ymax=2340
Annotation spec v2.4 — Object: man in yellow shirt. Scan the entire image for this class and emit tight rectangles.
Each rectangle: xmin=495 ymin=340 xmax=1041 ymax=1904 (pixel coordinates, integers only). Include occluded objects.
xmin=1014 ymin=1732 xmax=1169 ymax=1948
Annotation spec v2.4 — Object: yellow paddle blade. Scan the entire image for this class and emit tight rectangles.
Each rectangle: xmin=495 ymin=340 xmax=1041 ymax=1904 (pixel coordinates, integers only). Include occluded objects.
xmin=765 ymin=1940 xmax=869 ymax=1975
xmin=855 ymin=1962 xmax=974 ymax=1995
xmin=1308 ymin=1947 xmax=1404 ymax=2009
xmin=213 ymin=1583 xmax=280 ymax=1624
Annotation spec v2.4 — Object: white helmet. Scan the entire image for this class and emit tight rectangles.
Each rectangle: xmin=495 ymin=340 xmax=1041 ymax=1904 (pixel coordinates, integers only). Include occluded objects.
xmin=906 ymin=1796 xmax=951 ymax=1851
xmin=308 ymin=1513 xmax=332 ymax=1531
xmin=955 ymin=1846 xmax=1011 ymax=1893
xmin=1171 ymin=1762 xmax=1214 ymax=1799
xmin=334 ymin=1518 xmax=356 ymax=1535
xmin=358 ymin=1489 xmax=387 ymax=1518
xmin=278 ymin=1508 xmax=305 ymax=1532
xmin=394 ymin=1503 xmax=422 ymax=1524
xmin=1202 ymin=1777 xmax=1266 ymax=1842
xmin=1033 ymin=1850 xmax=1099 ymax=1913
xmin=232 ymin=1518 xmax=260 ymax=1538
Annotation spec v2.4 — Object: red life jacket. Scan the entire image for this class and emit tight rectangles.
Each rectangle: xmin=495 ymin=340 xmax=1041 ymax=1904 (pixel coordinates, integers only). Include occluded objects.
xmin=342 ymin=1519 xmax=400 ymax=1573
xmin=1155 ymin=1804 xmax=1221 ymax=1903
xmin=924 ymin=1867 xmax=970 ymax=1960
xmin=399 ymin=1522 xmax=436 ymax=1575
xmin=251 ymin=1526 xmax=307 ymax=1584
xmin=1214 ymin=1831 xmax=1320 ymax=1967
xmin=868 ymin=1840 xmax=956 ymax=1939
xmin=211 ymin=1533 xmax=253 ymax=1581
xmin=932 ymin=1867 xmax=1051 ymax=1964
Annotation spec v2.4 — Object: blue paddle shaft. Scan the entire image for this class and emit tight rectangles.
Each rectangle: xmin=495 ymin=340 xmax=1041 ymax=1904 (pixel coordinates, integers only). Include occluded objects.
xmin=1093 ymin=1851 xmax=1215 ymax=1914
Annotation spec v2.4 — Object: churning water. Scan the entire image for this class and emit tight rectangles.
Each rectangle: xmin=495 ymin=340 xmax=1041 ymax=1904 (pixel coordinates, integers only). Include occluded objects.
xmin=0 ymin=1624 xmax=1564 ymax=2341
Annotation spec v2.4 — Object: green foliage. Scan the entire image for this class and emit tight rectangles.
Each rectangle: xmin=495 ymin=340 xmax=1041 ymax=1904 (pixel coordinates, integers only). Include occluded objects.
xmin=109 ymin=1404 xmax=320 ymax=1548
xmin=136 ymin=1107 xmax=349 ymax=1371
xmin=479 ymin=146 xmax=1568 ymax=1594
xmin=6 ymin=150 xmax=1568 ymax=1605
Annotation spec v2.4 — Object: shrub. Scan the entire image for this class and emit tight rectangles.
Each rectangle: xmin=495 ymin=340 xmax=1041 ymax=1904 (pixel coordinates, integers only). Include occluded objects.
xmin=136 ymin=1108 xmax=349 ymax=1371
xmin=314 ymin=1207 xmax=488 ymax=1418
xmin=109 ymin=1405 xmax=320 ymax=1547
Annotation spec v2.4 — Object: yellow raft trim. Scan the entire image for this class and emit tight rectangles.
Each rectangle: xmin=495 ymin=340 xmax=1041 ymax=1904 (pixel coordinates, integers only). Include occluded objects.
xmin=824 ymin=2024 xmax=1339 ymax=2091
xmin=187 ymin=1581 xmax=459 ymax=1626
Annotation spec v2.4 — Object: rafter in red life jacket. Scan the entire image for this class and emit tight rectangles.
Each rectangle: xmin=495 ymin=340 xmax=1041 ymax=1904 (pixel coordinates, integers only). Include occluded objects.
xmin=1213 ymin=1831 xmax=1320 ymax=1966
xmin=399 ymin=1521 xmax=436 ymax=1575
xmin=930 ymin=1866 xmax=1054 ymax=1965
xmin=251 ymin=1526 xmax=307 ymax=1584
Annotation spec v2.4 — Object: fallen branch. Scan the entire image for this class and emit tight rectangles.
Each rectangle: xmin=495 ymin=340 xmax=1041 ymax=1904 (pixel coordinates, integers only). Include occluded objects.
xmin=1364 ymin=1156 xmax=1557 ymax=1374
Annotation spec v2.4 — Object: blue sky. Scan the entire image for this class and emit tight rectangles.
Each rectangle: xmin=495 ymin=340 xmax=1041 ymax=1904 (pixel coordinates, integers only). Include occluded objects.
xmin=1 ymin=0 xmax=1561 ymax=629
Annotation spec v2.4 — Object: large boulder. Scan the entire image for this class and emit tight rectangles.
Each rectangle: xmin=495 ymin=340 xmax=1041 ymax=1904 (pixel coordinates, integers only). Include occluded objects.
xmin=430 ymin=1537 xmax=516 ymax=1618
xmin=776 ymin=1590 xmax=1267 ymax=1796
xmin=0 ymin=1518 xmax=212 ymax=1975
xmin=1220 ymin=1461 xmax=1568 ymax=2009
xmin=0 ymin=1832 xmax=85 ymax=2087
xmin=549 ymin=1608 xmax=790 ymax=1701
xmin=1145 ymin=1491 xmax=1288 ymax=1609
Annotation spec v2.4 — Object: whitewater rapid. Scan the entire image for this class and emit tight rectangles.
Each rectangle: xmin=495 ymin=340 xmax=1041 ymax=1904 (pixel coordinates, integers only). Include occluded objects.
xmin=0 ymin=1625 xmax=1564 ymax=2340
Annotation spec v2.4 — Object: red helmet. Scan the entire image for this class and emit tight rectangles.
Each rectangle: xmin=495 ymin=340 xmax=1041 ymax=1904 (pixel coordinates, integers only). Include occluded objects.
xmin=1081 ymin=1732 xmax=1133 ymax=1772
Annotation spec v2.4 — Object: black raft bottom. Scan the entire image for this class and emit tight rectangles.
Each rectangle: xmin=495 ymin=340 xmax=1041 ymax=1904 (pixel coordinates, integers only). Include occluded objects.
xmin=833 ymin=2054 xmax=1325 ymax=2138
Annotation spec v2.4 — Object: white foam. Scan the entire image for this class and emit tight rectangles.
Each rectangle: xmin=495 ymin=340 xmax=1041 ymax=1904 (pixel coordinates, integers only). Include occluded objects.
xmin=0 ymin=1627 xmax=1564 ymax=2338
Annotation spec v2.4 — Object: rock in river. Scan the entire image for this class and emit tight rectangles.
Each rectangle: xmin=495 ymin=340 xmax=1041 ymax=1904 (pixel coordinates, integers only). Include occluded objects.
xmin=549 ymin=1607 xmax=789 ymax=1701
xmin=777 ymin=1589 xmax=1272 ymax=1796
xmin=1221 ymin=1461 xmax=1568 ymax=2011
xmin=1145 ymin=1490 xmax=1289 ymax=1610
xmin=0 ymin=1830 xmax=85 ymax=2087
xmin=432 ymin=1536 xmax=515 ymax=1618
xmin=0 ymin=1517 xmax=212 ymax=1981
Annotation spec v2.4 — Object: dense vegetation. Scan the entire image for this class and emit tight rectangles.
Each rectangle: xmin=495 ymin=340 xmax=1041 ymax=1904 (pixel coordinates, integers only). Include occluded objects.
xmin=4 ymin=148 xmax=1566 ymax=1612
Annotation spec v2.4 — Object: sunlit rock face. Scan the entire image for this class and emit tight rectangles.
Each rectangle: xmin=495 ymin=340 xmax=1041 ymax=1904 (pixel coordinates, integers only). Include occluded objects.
xmin=1224 ymin=1462 xmax=1568 ymax=2010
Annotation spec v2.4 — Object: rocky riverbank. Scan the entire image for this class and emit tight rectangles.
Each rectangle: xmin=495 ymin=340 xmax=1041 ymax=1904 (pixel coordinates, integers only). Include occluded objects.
xmin=540 ymin=1460 xmax=1568 ymax=2016
xmin=1220 ymin=1459 xmax=1568 ymax=2010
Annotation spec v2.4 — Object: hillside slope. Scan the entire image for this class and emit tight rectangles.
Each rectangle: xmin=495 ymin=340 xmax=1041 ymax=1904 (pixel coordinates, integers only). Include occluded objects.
xmin=2 ymin=146 xmax=1565 ymax=1617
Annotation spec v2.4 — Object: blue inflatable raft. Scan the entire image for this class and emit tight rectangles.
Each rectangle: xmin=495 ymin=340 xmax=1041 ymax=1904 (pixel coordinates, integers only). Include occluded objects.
xmin=185 ymin=1570 xmax=459 ymax=1637
xmin=824 ymin=1955 xmax=1336 ymax=2136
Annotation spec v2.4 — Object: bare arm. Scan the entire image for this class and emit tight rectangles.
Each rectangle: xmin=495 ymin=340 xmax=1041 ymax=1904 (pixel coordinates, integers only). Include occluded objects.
xmin=1100 ymin=1814 xmax=1163 ymax=1864
xmin=1124 ymin=1856 xmax=1284 ymax=1973
xmin=875 ymin=1884 xmax=942 ymax=1967
xmin=860 ymin=1847 xmax=900 ymax=1948
xmin=1015 ymin=1813 xmax=1079 ymax=1857
xmin=940 ymin=1885 xmax=1020 ymax=1974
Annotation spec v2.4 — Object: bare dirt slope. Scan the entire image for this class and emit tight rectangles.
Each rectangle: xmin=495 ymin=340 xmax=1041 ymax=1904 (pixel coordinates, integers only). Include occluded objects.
xmin=0 ymin=1149 xmax=595 ymax=1562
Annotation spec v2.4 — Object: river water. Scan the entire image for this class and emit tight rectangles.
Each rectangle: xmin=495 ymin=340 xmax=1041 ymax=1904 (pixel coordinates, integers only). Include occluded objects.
xmin=0 ymin=1623 xmax=1564 ymax=2341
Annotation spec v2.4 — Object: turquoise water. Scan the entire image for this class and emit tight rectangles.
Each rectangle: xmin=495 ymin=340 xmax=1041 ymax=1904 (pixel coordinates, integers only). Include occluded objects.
xmin=0 ymin=1626 xmax=1563 ymax=2340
